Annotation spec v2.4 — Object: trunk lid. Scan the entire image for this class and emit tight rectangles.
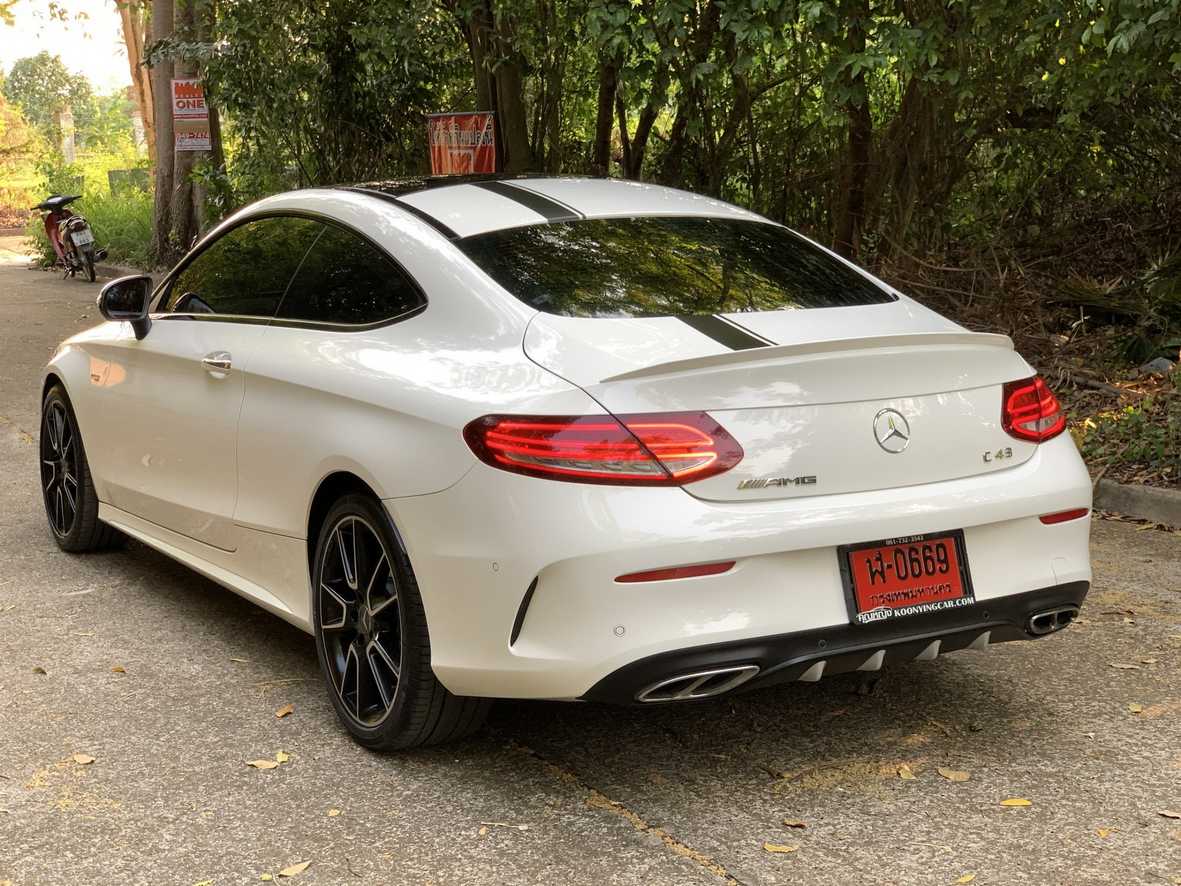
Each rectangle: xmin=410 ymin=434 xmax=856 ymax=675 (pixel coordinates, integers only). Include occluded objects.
xmin=523 ymin=302 xmax=1038 ymax=501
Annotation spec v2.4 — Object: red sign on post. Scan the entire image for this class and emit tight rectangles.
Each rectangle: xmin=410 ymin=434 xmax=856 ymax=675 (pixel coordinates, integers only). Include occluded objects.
xmin=171 ymin=79 xmax=211 ymax=152
xmin=428 ymin=112 xmax=497 ymax=175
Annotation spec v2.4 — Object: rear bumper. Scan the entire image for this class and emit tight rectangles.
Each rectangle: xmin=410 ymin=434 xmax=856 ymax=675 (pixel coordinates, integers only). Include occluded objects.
xmin=583 ymin=581 xmax=1089 ymax=704
xmin=388 ymin=433 xmax=1092 ymax=700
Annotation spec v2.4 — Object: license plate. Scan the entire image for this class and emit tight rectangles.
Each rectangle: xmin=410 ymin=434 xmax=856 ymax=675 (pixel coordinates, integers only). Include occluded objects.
xmin=71 ymin=229 xmax=94 ymax=246
xmin=839 ymin=530 xmax=974 ymax=625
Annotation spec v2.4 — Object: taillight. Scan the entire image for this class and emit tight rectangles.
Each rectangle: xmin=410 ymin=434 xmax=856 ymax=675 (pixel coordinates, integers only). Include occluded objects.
xmin=1002 ymin=376 xmax=1066 ymax=442
xmin=462 ymin=412 xmax=743 ymax=485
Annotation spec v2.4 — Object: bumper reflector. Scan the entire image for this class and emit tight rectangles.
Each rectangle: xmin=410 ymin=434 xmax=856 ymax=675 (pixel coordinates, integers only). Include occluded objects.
xmin=615 ymin=560 xmax=735 ymax=583
xmin=1039 ymin=507 xmax=1090 ymax=525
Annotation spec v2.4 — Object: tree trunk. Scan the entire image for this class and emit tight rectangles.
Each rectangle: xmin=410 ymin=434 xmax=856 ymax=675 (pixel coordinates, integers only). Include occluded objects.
xmin=149 ymin=0 xmax=175 ymax=266
xmin=591 ymin=56 xmax=617 ymax=176
xmin=168 ymin=0 xmax=198 ymax=253
xmin=833 ymin=0 xmax=872 ymax=260
xmin=621 ymin=62 xmax=669 ymax=179
xmin=117 ymin=0 xmax=155 ymax=165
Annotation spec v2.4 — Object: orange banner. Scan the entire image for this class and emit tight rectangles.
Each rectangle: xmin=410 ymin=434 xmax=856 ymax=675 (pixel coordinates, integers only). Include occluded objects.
xmin=428 ymin=112 xmax=497 ymax=175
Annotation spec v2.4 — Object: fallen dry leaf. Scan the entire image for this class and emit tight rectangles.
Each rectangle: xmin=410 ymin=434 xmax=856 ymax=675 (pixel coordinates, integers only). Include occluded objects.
xmin=275 ymin=704 xmax=294 ymax=719
xmin=327 ymin=808 xmax=341 ymax=817
xmin=247 ymin=759 xmax=280 ymax=770
xmin=478 ymin=826 xmax=488 ymax=836
xmin=1141 ymin=658 xmax=1158 ymax=665
xmin=278 ymin=861 xmax=311 ymax=878
xmin=762 ymin=842 xmax=798 ymax=854
xmin=1129 ymin=703 xmax=1144 ymax=714
xmin=954 ymin=875 xmax=976 ymax=884
xmin=260 ymin=876 xmax=273 ymax=882
xmin=937 ymin=767 xmax=970 ymax=782
xmin=1159 ymin=810 xmax=1181 ymax=820
xmin=275 ymin=750 xmax=291 ymax=764
xmin=898 ymin=763 xmax=917 ymax=780
xmin=230 ymin=657 xmax=250 ymax=663
xmin=1000 ymin=798 xmax=1032 ymax=807
xmin=1096 ymin=827 xmax=1113 ymax=838
xmin=32 ymin=666 xmax=46 ymax=675
xmin=782 ymin=818 xmax=807 ymax=829
xmin=1109 ymin=662 xmax=1140 ymax=670
xmin=72 ymin=753 xmax=95 ymax=765
xmin=111 ymin=665 xmax=126 ymax=674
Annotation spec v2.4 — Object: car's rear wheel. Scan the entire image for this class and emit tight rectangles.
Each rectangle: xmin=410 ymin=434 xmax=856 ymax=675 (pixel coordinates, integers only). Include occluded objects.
xmin=312 ymin=494 xmax=489 ymax=749
xmin=40 ymin=385 xmax=120 ymax=552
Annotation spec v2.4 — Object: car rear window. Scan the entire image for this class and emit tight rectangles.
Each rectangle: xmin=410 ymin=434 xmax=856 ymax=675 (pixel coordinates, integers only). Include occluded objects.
xmin=456 ymin=216 xmax=894 ymax=317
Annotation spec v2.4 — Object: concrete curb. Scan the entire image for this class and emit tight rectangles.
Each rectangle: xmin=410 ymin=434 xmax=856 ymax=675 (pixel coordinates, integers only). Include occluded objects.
xmin=1094 ymin=479 xmax=1181 ymax=527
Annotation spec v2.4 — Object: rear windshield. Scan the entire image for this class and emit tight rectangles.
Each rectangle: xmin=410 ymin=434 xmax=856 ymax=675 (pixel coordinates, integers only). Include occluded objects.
xmin=456 ymin=216 xmax=894 ymax=318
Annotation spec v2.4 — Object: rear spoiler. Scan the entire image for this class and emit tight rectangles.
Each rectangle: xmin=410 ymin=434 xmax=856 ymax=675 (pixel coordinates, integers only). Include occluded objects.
xmin=600 ymin=331 xmax=1014 ymax=383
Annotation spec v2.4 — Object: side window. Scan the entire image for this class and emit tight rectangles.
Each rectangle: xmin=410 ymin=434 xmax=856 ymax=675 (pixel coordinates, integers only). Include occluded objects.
xmin=163 ymin=216 xmax=320 ymax=317
xmin=275 ymin=223 xmax=425 ymax=326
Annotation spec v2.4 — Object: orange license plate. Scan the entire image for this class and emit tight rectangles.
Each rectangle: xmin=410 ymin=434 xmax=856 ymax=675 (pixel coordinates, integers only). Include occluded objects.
xmin=840 ymin=531 xmax=974 ymax=625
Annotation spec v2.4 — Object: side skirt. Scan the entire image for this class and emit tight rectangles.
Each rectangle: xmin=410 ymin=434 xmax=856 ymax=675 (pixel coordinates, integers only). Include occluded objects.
xmin=98 ymin=503 xmax=313 ymax=634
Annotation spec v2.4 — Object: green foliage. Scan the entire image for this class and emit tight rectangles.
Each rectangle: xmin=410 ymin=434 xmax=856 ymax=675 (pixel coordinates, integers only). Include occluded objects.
xmin=3 ymin=51 xmax=96 ymax=142
xmin=1075 ymin=394 xmax=1181 ymax=480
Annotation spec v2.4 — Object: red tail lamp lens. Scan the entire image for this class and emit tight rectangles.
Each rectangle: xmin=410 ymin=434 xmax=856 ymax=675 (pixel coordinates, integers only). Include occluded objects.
xmin=1003 ymin=376 xmax=1066 ymax=442
xmin=463 ymin=412 xmax=743 ymax=485
xmin=1039 ymin=508 xmax=1090 ymax=525
xmin=616 ymin=561 xmax=736 ymax=583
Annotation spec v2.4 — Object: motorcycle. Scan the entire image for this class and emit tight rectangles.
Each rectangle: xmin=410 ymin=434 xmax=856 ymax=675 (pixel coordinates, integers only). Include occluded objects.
xmin=32 ymin=194 xmax=108 ymax=282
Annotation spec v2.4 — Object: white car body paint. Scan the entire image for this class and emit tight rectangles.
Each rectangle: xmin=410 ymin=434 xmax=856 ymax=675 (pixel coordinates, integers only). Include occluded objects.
xmin=44 ymin=178 xmax=1092 ymax=700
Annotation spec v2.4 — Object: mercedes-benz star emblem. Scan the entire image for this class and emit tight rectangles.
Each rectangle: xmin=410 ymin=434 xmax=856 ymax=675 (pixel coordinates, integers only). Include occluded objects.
xmin=873 ymin=408 xmax=911 ymax=453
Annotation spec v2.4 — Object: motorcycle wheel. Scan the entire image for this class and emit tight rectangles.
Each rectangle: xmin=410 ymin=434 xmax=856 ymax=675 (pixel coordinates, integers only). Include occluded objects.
xmin=82 ymin=247 xmax=95 ymax=282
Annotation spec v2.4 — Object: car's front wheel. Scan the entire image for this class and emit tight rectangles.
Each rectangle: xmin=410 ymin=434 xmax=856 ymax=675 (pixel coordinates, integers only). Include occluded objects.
xmin=40 ymin=385 xmax=120 ymax=552
xmin=311 ymin=494 xmax=489 ymax=749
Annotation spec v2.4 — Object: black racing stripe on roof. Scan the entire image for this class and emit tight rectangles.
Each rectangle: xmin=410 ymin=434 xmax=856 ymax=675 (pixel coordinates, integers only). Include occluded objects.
xmin=473 ymin=180 xmax=583 ymax=223
xmin=340 ymin=187 xmax=460 ymax=239
xmin=677 ymin=315 xmax=771 ymax=351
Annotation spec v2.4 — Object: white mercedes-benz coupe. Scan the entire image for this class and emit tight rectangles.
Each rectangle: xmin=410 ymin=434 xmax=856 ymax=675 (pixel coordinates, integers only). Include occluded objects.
xmin=40 ymin=177 xmax=1092 ymax=748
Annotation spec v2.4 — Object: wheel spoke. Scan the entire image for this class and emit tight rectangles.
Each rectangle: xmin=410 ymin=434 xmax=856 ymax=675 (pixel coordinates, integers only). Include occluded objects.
xmin=62 ymin=472 xmax=78 ymax=514
xmin=364 ymin=551 xmax=394 ymax=615
xmin=45 ymin=408 xmax=60 ymax=454
xmin=342 ymin=642 xmax=361 ymax=717
xmin=319 ymin=582 xmax=352 ymax=630
xmin=54 ymin=487 xmax=65 ymax=533
xmin=335 ymin=524 xmax=357 ymax=590
xmin=366 ymin=640 xmax=394 ymax=712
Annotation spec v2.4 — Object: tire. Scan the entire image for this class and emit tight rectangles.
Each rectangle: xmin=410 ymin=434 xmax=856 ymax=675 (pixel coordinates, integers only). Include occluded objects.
xmin=312 ymin=493 xmax=490 ymax=749
xmin=82 ymin=246 xmax=95 ymax=282
xmin=40 ymin=385 xmax=120 ymax=552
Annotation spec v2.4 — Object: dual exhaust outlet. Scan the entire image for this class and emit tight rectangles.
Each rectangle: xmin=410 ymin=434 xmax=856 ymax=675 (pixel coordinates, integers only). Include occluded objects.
xmin=1026 ymin=605 xmax=1079 ymax=636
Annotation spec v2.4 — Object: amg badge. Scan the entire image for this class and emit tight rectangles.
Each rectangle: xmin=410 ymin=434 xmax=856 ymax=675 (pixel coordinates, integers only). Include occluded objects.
xmin=737 ymin=475 xmax=817 ymax=490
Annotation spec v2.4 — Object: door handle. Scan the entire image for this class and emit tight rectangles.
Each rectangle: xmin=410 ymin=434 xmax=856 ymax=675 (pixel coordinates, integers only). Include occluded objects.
xmin=201 ymin=351 xmax=232 ymax=375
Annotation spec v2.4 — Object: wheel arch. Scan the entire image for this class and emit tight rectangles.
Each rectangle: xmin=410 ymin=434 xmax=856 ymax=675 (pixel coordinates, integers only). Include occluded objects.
xmin=42 ymin=370 xmax=67 ymax=404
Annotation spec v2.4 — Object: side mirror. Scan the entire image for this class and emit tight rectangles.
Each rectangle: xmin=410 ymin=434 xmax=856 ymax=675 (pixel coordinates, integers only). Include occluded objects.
xmin=98 ymin=275 xmax=153 ymax=340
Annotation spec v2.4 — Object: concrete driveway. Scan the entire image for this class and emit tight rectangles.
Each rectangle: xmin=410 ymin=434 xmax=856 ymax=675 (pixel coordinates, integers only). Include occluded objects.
xmin=0 ymin=249 xmax=1178 ymax=886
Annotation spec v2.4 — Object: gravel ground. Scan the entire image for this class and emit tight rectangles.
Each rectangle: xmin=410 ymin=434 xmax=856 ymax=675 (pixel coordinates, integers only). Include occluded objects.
xmin=0 ymin=247 xmax=1178 ymax=886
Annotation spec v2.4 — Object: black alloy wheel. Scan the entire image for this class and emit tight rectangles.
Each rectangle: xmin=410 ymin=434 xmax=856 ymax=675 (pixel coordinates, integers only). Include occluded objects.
xmin=41 ymin=397 xmax=79 ymax=539
xmin=317 ymin=513 xmax=404 ymax=727
xmin=39 ymin=385 xmax=120 ymax=552
xmin=311 ymin=494 xmax=489 ymax=749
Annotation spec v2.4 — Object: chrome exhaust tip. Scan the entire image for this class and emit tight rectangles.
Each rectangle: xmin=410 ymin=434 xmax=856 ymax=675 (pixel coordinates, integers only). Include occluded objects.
xmin=1027 ymin=605 xmax=1079 ymax=636
xmin=636 ymin=664 xmax=760 ymax=703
